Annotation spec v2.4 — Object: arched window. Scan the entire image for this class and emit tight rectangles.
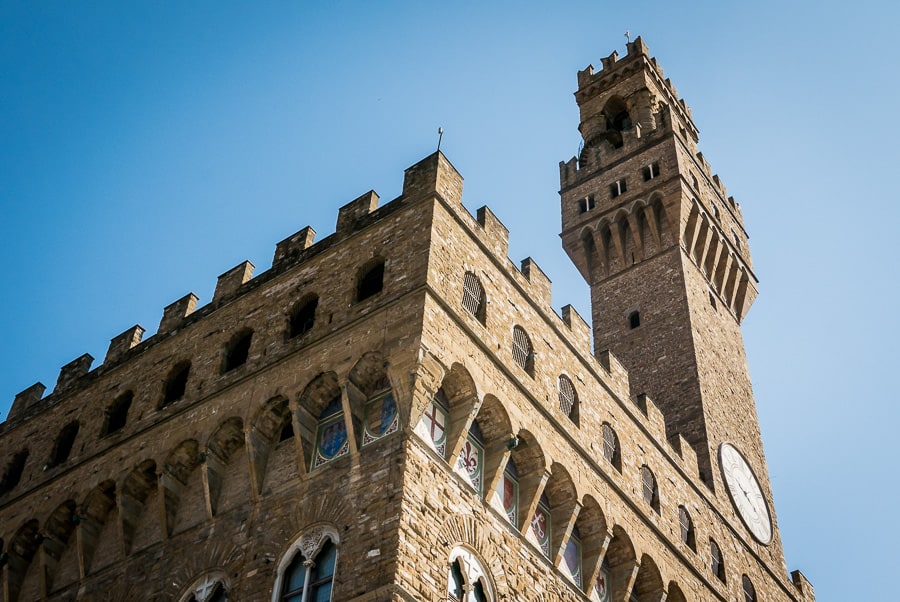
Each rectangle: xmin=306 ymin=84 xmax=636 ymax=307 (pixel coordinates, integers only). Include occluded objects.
xmin=362 ymin=383 xmax=399 ymax=447
xmin=562 ymin=524 xmax=583 ymax=589
xmin=162 ymin=361 xmax=191 ymax=407
xmin=0 ymin=449 xmax=29 ymax=495
xmin=223 ymin=329 xmax=253 ymax=373
xmin=528 ymin=492 xmax=552 ymax=558
xmin=454 ymin=420 xmax=485 ymax=495
xmin=274 ymin=528 xmax=339 ymax=602
xmin=678 ymin=505 xmax=696 ymax=551
xmin=289 ymin=295 xmax=319 ymax=338
xmin=181 ymin=574 xmax=229 ymax=602
xmin=557 ymin=375 xmax=578 ymax=424
xmin=356 ymin=258 xmax=385 ymax=302
xmin=102 ymin=391 xmax=133 ymax=436
xmin=493 ymin=457 xmax=518 ymax=527
xmin=511 ymin=326 xmax=534 ymax=376
xmin=742 ymin=575 xmax=757 ymax=602
xmin=710 ymin=539 xmax=726 ymax=583
xmin=641 ymin=465 xmax=660 ymax=514
xmin=418 ymin=388 xmax=450 ymax=458
xmin=447 ymin=547 xmax=493 ymax=602
xmin=601 ymin=424 xmax=621 ymax=471
xmin=311 ymin=395 xmax=349 ymax=469
xmin=628 ymin=310 xmax=640 ymax=329
xmin=461 ymin=272 xmax=486 ymax=324
xmin=48 ymin=421 xmax=79 ymax=467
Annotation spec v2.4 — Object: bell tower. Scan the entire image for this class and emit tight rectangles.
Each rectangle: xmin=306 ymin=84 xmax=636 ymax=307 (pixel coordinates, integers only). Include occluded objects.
xmin=560 ymin=37 xmax=778 ymax=550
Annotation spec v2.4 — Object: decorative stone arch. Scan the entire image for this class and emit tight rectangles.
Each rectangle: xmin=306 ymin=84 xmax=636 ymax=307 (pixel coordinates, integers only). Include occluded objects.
xmin=415 ymin=362 xmax=481 ymax=463
xmin=448 ymin=545 xmax=497 ymax=602
xmin=509 ymin=429 xmax=550 ymax=533
xmin=0 ymin=448 xmax=29 ymax=496
xmin=162 ymin=439 xmax=203 ymax=535
xmin=271 ymin=523 xmax=341 ymax=602
xmin=162 ymin=539 xmax=243 ymax=601
xmin=579 ymin=226 xmax=601 ymax=277
xmin=437 ymin=514 xmax=509 ymax=599
xmin=40 ymin=498 xmax=78 ymax=595
xmin=542 ymin=462 xmax=581 ymax=566
xmin=206 ymin=416 xmax=248 ymax=515
xmin=596 ymin=219 xmax=615 ymax=277
xmin=473 ymin=394 xmax=516 ymax=506
xmin=667 ymin=581 xmax=688 ymax=602
xmin=297 ymin=372 xmax=348 ymax=471
xmin=600 ymin=95 xmax=632 ymax=148
xmin=177 ymin=569 xmax=230 ymax=602
xmin=347 ymin=350 xmax=400 ymax=449
xmin=633 ymin=553 xmax=666 ymax=600
xmin=605 ymin=524 xmax=638 ymax=602
xmin=249 ymin=394 xmax=300 ymax=494
xmin=79 ymin=479 xmax=117 ymax=575
xmin=6 ymin=518 xmax=40 ymax=602
xmin=120 ymin=458 xmax=159 ymax=554
xmin=578 ymin=494 xmax=611 ymax=596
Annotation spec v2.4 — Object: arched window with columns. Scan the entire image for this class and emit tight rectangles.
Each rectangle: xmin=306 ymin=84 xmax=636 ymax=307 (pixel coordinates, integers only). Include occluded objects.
xmin=273 ymin=525 xmax=340 ymax=602
xmin=180 ymin=572 xmax=229 ymax=602
xmin=447 ymin=546 xmax=494 ymax=602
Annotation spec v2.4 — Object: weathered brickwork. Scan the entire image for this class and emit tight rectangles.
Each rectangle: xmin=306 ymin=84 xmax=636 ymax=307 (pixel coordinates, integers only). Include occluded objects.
xmin=0 ymin=40 xmax=812 ymax=602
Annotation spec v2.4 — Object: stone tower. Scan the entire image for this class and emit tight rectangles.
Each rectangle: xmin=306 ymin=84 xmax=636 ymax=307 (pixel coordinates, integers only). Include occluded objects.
xmin=0 ymin=39 xmax=813 ymax=602
xmin=561 ymin=34 xmax=785 ymax=574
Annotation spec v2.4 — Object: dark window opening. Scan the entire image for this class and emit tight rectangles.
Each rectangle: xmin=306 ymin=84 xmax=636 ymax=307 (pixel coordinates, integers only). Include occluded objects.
xmin=0 ymin=449 xmax=29 ymax=495
xmin=289 ymin=296 xmax=319 ymax=338
xmin=102 ymin=391 xmax=133 ymax=436
xmin=279 ymin=419 xmax=295 ymax=443
xmin=281 ymin=539 xmax=336 ymax=601
xmin=628 ymin=311 xmax=641 ymax=329
xmin=601 ymin=424 xmax=621 ymax=471
xmin=679 ymin=506 xmax=696 ymax=551
xmin=578 ymin=195 xmax=595 ymax=214
xmin=710 ymin=539 xmax=726 ymax=583
xmin=610 ymin=179 xmax=627 ymax=198
xmin=641 ymin=465 xmax=660 ymax=514
xmin=357 ymin=260 xmax=385 ymax=302
xmin=461 ymin=272 xmax=486 ymax=324
xmin=742 ymin=575 xmax=757 ymax=602
xmin=709 ymin=291 xmax=717 ymax=310
xmin=223 ymin=330 xmax=253 ymax=373
xmin=512 ymin=326 xmax=535 ymax=377
xmin=162 ymin=361 xmax=191 ymax=407
xmin=642 ymin=162 xmax=660 ymax=181
xmin=48 ymin=422 xmax=80 ymax=467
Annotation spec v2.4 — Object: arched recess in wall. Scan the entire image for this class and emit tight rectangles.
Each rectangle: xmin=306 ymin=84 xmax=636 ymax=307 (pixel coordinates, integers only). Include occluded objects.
xmin=667 ymin=581 xmax=688 ymax=602
xmin=509 ymin=429 xmax=549 ymax=534
xmin=6 ymin=519 xmax=41 ymax=602
xmin=604 ymin=525 xmax=637 ymax=602
xmin=121 ymin=459 xmax=161 ymax=554
xmin=414 ymin=363 xmax=479 ymax=462
xmin=539 ymin=462 xmax=579 ymax=564
xmin=632 ymin=553 xmax=666 ymax=601
xmin=471 ymin=395 xmax=514 ymax=518
xmin=206 ymin=416 xmax=249 ymax=516
xmin=570 ymin=495 xmax=609 ymax=597
xmin=81 ymin=480 xmax=119 ymax=575
xmin=0 ymin=448 xmax=29 ymax=496
xmin=347 ymin=351 xmax=399 ymax=449
xmin=163 ymin=439 xmax=204 ymax=535
xmin=42 ymin=498 xmax=80 ymax=594
xmin=249 ymin=395 xmax=300 ymax=495
xmin=297 ymin=372 xmax=349 ymax=471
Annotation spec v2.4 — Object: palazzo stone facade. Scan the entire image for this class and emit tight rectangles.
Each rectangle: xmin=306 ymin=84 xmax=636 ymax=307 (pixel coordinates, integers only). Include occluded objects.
xmin=0 ymin=39 xmax=813 ymax=602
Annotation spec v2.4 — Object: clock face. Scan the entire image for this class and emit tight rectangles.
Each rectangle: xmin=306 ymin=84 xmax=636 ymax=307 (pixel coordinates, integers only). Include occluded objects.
xmin=719 ymin=443 xmax=772 ymax=545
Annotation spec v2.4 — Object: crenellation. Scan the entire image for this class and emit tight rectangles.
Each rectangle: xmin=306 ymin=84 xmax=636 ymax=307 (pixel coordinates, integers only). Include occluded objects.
xmin=213 ymin=260 xmax=255 ymax=304
xmin=634 ymin=393 xmax=666 ymax=444
xmin=667 ymin=433 xmax=700 ymax=483
xmin=519 ymin=257 xmax=552 ymax=309
xmin=7 ymin=382 xmax=46 ymax=422
xmin=401 ymin=151 xmax=463 ymax=206
xmin=273 ymin=225 xmax=316 ymax=266
xmin=475 ymin=206 xmax=510 ymax=259
xmin=560 ymin=304 xmax=591 ymax=354
xmin=158 ymin=292 xmax=199 ymax=335
xmin=105 ymin=324 xmax=145 ymax=365
xmin=54 ymin=353 xmax=94 ymax=395
xmin=594 ymin=348 xmax=630 ymax=400
xmin=336 ymin=190 xmax=380 ymax=234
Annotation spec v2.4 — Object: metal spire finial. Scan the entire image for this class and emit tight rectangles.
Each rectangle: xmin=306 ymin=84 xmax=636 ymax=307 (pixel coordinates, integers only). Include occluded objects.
xmin=624 ymin=30 xmax=631 ymax=43
xmin=437 ymin=127 xmax=444 ymax=152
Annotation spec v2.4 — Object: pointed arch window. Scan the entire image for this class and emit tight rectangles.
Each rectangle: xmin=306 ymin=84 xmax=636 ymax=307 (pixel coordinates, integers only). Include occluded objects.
xmin=511 ymin=326 xmax=534 ymax=376
xmin=447 ymin=547 xmax=494 ymax=602
xmin=182 ymin=574 xmax=229 ymax=602
xmin=562 ymin=524 xmax=583 ymax=589
xmin=0 ymin=449 xmax=28 ymax=496
xmin=461 ymin=272 xmax=486 ymax=324
xmin=223 ymin=329 xmax=253 ymax=372
xmin=356 ymin=258 xmax=385 ymax=302
xmin=601 ymin=424 xmax=621 ymax=471
xmin=312 ymin=395 xmax=349 ymax=469
xmin=679 ymin=505 xmax=696 ymax=550
xmin=641 ymin=465 xmax=660 ymax=514
xmin=162 ymin=361 xmax=191 ymax=407
xmin=742 ymin=575 xmax=757 ymax=602
xmin=454 ymin=420 xmax=485 ymax=495
xmin=289 ymin=295 xmax=319 ymax=338
xmin=102 ymin=391 xmax=133 ymax=436
xmin=48 ymin=421 xmax=79 ymax=467
xmin=558 ymin=375 xmax=578 ymax=424
xmin=493 ymin=457 xmax=518 ymax=526
xmin=710 ymin=539 xmax=726 ymax=583
xmin=417 ymin=388 xmax=450 ymax=458
xmin=528 ymin=492 xmax=552 ymax=558
xmin=276 ymin=531 xmax=339 ymax=602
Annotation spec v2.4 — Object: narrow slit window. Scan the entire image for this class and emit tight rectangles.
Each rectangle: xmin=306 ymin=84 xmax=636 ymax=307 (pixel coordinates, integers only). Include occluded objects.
xmin=48 ymin=422 xmax=80 ymax=467
xmin=628 ymin=311 xmax=641 ymax=329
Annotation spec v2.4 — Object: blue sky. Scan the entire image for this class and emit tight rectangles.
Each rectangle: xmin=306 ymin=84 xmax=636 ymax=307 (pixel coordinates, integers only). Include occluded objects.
xmin=1 ymin=2 xmax=897 ymax=599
